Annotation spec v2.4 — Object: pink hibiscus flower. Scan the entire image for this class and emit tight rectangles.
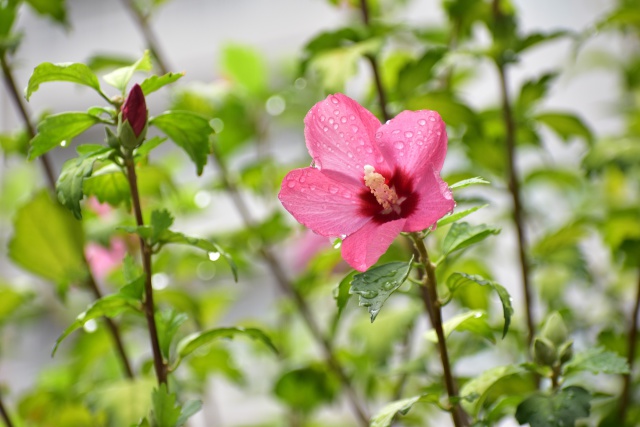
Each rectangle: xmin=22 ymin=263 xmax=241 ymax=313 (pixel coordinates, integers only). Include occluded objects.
xmin=85 ymin=238 xmax=127 ymax=280
xmin=278 ymin=93 xmax=455 ymax=271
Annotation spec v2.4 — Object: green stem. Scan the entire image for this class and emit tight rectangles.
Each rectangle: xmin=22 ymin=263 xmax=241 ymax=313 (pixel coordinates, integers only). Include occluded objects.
xmin=619 ymin=269 xmax=640 ymax=424
xmin=493 ymin=0 xmax=536 ymax=351
xmin=124 ymin=155 xmax=167 ymax=385
xmin=120 ymin=0 xmax=170 ymax=75
xmin=0 ymin=392 xmax=15 ymax=427
xmin=409 ymin=233 xmax=468 ymax=427
xmin=210 ymin=146 xmax=369 ymax=426
xmin=1 ymin=50 xmax=135 ymax=379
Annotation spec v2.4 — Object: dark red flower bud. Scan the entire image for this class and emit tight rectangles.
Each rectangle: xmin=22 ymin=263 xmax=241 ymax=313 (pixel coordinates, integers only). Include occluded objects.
xmin=122 ymin=84 xmax=147 ymax=137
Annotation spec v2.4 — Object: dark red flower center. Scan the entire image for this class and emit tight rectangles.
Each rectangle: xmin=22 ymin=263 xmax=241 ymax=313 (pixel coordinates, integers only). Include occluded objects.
xmin=359 ymin=166 xmax=418 ymax=223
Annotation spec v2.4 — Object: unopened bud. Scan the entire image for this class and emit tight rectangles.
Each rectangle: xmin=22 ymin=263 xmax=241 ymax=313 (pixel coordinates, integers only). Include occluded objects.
xmin=541 ymin=312 xmax=569 ymax=347
xmin=558 ymin=340 xmax=574 ymax=365
xmin=122 ymin=84 xmax=147 ymax=137
xmin=533 ymin=337 xmax=557 ymax=367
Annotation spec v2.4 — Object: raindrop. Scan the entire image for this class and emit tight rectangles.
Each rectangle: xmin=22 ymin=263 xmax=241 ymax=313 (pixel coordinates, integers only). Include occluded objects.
xmin=310 ymin=185 xmax=316 ymax=190
xmin=287 ymin=180 xmax=296 ymax=188
xmin=394 ymin=141 xmax=404 ymax=150
xmin=392 ymin=129 xmax=400 ymax=135
xmin=376 ymin=155 xmax=384 ymax=163
xmin=418 ymin=119 xmax=426 ymax=125
xmin=360 ymin=290 xmax=379 ymax=299
xmin=359 ymin=139 xmax=365 ymax=146
xmin=338 ymin=132 xmax=344 ymax=138
xmin=351 ymin=124 xmax=359 ymax=133
xmin=331 ymin=96 xmax=339 ymax=104
xmin=298 ymin=175 xmax=306 ymax=183
xmin=375 ymin=131 xmax=382 ymax=139
xmin=342 ymin=191 xmax=351 ymax=199
xmin=416 ymin=139 xmax=424 ymax=146
xmin=349 ymin=114 xmax=356 ymax=121
xmin=329 ymin=185 xmax=339 ymax=194
xmin=333 ymin=109 xmax=340 ymax=115
xmin=208 ymin=251 xmax=221 ymax=261
xmin=429 ymin=116 xmax=436 ymax=122
xmin=473 ymin=312 xmax=482 ymax=318
xmin=152 ymin=273 xmax=169 ymax=290
xmin=365 ymin=146 xmax=373 ymax=153
xmin=60 ymin=140 xmax=67 ymax=147
xmin=333 ymin=123 xmax=339 ymax=130
xmin=320 ymin=115 xmax=326 ymax=122
xmin=83 ymin=319 xmax=98 ymax=333
xmin=329 ymin=118 xmax=335 ymax=124
xmin=333 ymin=240 xmax=342 ymax=249
xmin=341 ymin=116 xmax=347 ymax=123
xmin=323 ymin=126 xmax=329 ymax=132
xmin=404 ymin=131 xmax=413 ymax=138
xmin=436 ymin=131 xmax=442 ymax=136
xmin=382 ymin=281 xmax=396 ymax=290
xmin=347 ymin=151 xmax=354 ymax=158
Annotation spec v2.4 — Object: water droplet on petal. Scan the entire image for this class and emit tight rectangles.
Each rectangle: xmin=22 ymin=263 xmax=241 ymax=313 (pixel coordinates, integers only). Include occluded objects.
xmin=349 ymin=114 xmax=356 ymax=121
xmin=331 ymin=96 xmax=339 ymax=104
xmin=329 ymin=118 xmax=335 ymax=124
xmin=320 ymin=115 xmax=326 ymax=122
xmin=375 ymin=131 xmax=382 ymax=139
xmin=416 ymin=138 xmax=424 ymax=146
xmin=298 ymin=175 xmax=306 ymax=183
xmin=323 ymin=126 xmax=329 ymax=132
xmin=365 ymin=146 xmax=373 ymax=153
xmin=334 ymin=109 xmax=340 ymax=115
xmin=310 ymin=185 xmax=316 ymax=190
xmin=338 ymin=132 xmax=344 ymax=138
xmin=429 ymin=116 xmax=436 ymax=122
xmin=358 ymin=139 xmax=365 ymax=146
xmin=418 ymin=119 xmax=426 ymax=125
xmin=376 ymin=155 xmax=384 ymax=163
xmin=436 ymin=131 xmax=442 ymax=136
xmin=347 ymin=151 xmax=354 ymax=158
xmin=404 ymin=131 xmax=413 ymax=138
xmin=343 ymin=191 xmax=351 ymax=199
xmin=329 ymin=185 xmax=339 ymax=194
xmin=351 ymin=124 xmax=359 ymax=133
xmin=341 ymin=116 xmax=347 ymax=123
xmin=287 ymin=180 xmax=296 ymax=188
xmin=394 ymin=141 xmax=404 ymax=150
xmin=333 ymin=123 xmax=339 ymax=130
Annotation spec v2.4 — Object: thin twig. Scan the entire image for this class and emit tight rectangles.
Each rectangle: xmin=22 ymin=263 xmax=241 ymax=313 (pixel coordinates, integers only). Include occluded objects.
xmin=0 ymin=53 xmax=56 ymax=191
xmin=1 ymin=51 xmax=135 ymax=379
xmin=124 ymin=156 xmax=167 ymax=385
xmin=358 ymin=0 xmax=391 ymax=123
xmin=0 ymin=392 xmax=15 ymax=427
xmin=409 ymin=233 xmax=468 ymax=427
xmin=496 ymin=61 xmax=535 ymax=347
xmin=119 ymin=0 xmax=170 ymax=75
xmin=210 ymin=146 xmax=369 ymax=426
xmin=619 ymin=269 xmax=640 ymax=423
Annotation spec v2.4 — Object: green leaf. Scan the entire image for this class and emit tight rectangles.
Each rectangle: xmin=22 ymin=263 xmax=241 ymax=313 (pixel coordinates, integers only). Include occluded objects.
xmin=150 ymin=111 xmax=212 ymax=175
xmin=0 ymin=285 xmax=34 ymax=325
xmin=28 ymin=112 xmax=102 ymax=159
xmin=406 ymin=92 xmax=479 ymax=131
xmin=515 ymin=386 xmax=591 ymax=427
xmin=24 ymin=0 xmax=68 ymax=26
xmin=163 ymin=231 xmax=237 ymax=282
xmin=151 ymin=384 xmax=181 ymax=427
xmin=563 ymin=347 xmax=630 ymax=376
xmin=425 ymin=310 xmax=495 ymax=343
xmin=349 ymin=257 xmax=413 ymax=322
xmin=156 ymin=310 xmax=188 ymax=361
xmin=449 ymin=176 xmax=490 ymax=190
xmin=52 ymin=293 xmax=142 ymax=356
xmin=8 ymin=191 xmax=87 ymax=294
xmin=460 ymin=364 xmax=530 ymax=417
xmin=176 ymin=400 xmax=202 ymax=427
xmin=26 ymin=62 xmax=103 ymax=101
xmin=331 ymin=270 xmax=356 ymax=337
xmin=86 ymin=53 xmax=137 ymax=72
xmin=442 ymin=222 xmax=501 ymax=256
xmin=370 ymin=394 xmax=438 ymax=427
xmin=135 ymin=135 xmax=167 ymax=158
xmin=150 ymin=209 xmax=174 ymax=243
xmin=437 ymin=204 xmax=488 ymax=228
xmin=274 ymin=365 xmax=339 ymax=414
xmin=221 ymin=44 xmax=267 ymax=95
xmin=535 ymin=112 xmax=593 ymax=145
xmin=140 ymin=72 xmax=185 ymax=96
xmin=446 ymin=273 xmax=514 ymax=338
xmin=56 ymin=145 xmax=113 ymax=219
xmin=177 ymin=327 xmax=278 ymax=361
xmin=515 ymin=31 xmax=569 ymax=54
xmin=103 ymin=50 xmax=152 ymax=93
xmin=83 ymin=169 xmax=130 ymax=208
xmin=515 ymin=73 xmax=557 ymax=113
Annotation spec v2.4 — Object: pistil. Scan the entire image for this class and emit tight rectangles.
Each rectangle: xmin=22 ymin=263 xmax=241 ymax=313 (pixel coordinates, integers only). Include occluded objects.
xmin=363 ymin=165 xmax=403 ymax=214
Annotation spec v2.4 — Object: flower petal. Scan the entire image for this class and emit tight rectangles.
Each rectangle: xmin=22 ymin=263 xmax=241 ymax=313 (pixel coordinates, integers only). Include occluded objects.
xmin=305 ymin=93 xmax=390 ymax=181
xmin=341 ymin=218 xmax=406 ymax=272
xmin=402 ymin=166 xmax=455 ymax=232
xmin=376 ymin=110 xmax=447 ymax=177
xmin=279 ymin=167 xmax=370 ymax=237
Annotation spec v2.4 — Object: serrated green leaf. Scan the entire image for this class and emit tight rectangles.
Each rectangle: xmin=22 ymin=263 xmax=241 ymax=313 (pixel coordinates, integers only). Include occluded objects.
xmin=135 ymin=135 xmax=167 ymax=158
xmin=446 ymin=273 xmax=513 ymax=338
xmin=515 ymin=73 xmax=557 ymax=113
xmin=515 ymin=386 xmax=591 ymax=427
xmin=449 ymin=176 xmax=490 ymax=189
xmin=563 ymin=347 xmax=630 ymax=376
xmin=52 ymin=293 xmax=141 ymax=356
xmin=425 ymin=310 xmax=495 ymax=343
xmin=150 ymin=111 xmax=212 ymax=175
xmin=28 ymin=112 xmax=102 ymax=159
xmin=56 ymin=145 xmax=113 ymax=219
xmin=437 ymin=204 xmax=488 ymax=228
xmin=151 ymin=384 xmax=181 ymax=427
xmin=26 ymin=62 xmax=104 ymax=101
xmin=86 ymin=54 xmax=137 ymax=72
xmin=177 ymin=327 xmax=278 ymax=361
xmin=442 ymin=222 xmax=501 ymax=256
xmin=8 ymin=190 xmax=87 ymax=294
xmin=349 ymin=257 xmax=413 ymax=322
xmin=140 ymin=72 xmax=185 ymax=95
xmin=221 ymin=44 xmax=267 ymax=95
xmin=536 ymin=112 xmax=593 ymax=145
xmin=103 ymin=50 xmax=152 ymax=93
xmin=83 ymin=169 xmax=130 ymax=208
xmin=460 ymin=364 xmax=529 ymax=416
xmin=150 ymin=209 xmax=174 ymax=243
xmin=274 ymin=365 xmax=339 ymax=414
xmin=370 ymin=394 xmax=438 ymax=427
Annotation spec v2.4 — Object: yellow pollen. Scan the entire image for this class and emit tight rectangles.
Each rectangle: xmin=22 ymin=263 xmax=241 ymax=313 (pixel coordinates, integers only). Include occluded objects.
xmin=364 ymin=165 xmax=399 ymax=213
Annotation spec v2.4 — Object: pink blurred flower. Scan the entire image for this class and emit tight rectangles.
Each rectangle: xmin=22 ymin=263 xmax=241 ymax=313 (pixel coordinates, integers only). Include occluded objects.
xmin=290 ymin=230 xmax=333 ymax=273
xmin=278 ymin=94 xmax=454 ymax=271
xmin=86 ymin=196 xmax=112 ymax=217
xmin=85 ymin=238 xmax=127 ymax=280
